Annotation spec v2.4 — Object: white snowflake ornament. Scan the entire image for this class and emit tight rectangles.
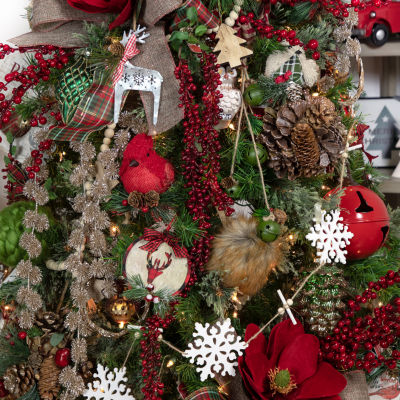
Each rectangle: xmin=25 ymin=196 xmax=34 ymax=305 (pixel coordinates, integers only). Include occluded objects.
xmin=183 ymin=318 xmax=247 ymax=381
xmin=84 ymin=364 xmax=135 ymax=400
xmin=306 ymin=209 xmax=354 ymax=265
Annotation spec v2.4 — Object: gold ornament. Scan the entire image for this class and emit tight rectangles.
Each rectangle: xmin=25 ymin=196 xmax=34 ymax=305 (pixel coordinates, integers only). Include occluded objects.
xmin=106 ymin=296 xmax=136 ymax=326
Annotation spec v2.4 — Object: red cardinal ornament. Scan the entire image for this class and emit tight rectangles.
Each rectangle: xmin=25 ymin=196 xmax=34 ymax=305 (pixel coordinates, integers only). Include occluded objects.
xmin=119 ymin=133 xmax=174 ymax=194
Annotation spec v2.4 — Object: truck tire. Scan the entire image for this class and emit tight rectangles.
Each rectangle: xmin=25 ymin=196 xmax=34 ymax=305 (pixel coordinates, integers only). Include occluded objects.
xmin=370 ymin=23 xmax=389 ymax=46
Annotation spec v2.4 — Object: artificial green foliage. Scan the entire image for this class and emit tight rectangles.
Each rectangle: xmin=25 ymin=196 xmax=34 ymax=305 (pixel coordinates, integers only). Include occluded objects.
xmin=345 ymin=236 xmax=400 ymax=303
xmin=249 ymin=37 xmax=285 ymax=76
xmin=173 ymin=209 xmax=204 ymax=248
xmin=197 ymin=271 xmax=235 ymax=318
xmin=270 ymin=2 xmax=314 ymax=26
xmin=206 ymin=0 xmax=234 ymax=16
xmin=16 ymin=385 xmax=40 ymax=400
xmin=0 ymin=278 xmax=27 ymax=303
xmin=176 ymin=362 xmax=218 ymax=394
xmin=124 ymin=275 xmax=174 ymax=318
xmin=0 ymin=201 xmax=54 ymax=267
xmin=0 ymin=327 xmax=30 ymax=375
xmin=74 ymin=22 xmax=120 ymax=72
xmin=325 ymin=78 xmax=356 ymax=108
xmin=257 ymin=75 xmax=289 ymax=106
xmin=348 ymin=150 xmax=384 ymax=195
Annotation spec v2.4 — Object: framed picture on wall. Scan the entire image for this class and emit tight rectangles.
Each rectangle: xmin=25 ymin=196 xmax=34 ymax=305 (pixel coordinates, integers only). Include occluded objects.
xmin=358 ymin=97 xmax=400 ymax=167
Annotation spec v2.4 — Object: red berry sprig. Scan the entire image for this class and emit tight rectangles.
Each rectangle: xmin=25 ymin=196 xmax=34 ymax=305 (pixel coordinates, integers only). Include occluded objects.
xmin=140 ymin=314 xmax=175 ymax=400
xmin=175 ymin=53 xmax=234 ymax=288
xmin=321 ymin=270 xmax=400 ymax=373
xmin=25 ymin=139 xmax=53 ymax=181
xmin=0 ymin=45 xmax=71 ymax=128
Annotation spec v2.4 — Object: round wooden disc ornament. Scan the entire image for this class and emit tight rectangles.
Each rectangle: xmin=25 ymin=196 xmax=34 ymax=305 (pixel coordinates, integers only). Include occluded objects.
xmin=123 ymin=228 xmax=190 ymax=295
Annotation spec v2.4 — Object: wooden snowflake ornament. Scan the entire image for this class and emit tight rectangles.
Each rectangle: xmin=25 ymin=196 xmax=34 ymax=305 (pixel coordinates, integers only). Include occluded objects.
xmin=84 ymin=364 xmax=135 ymax=400
xmin=213 ymin=24 xmax=253 ymax=68
xmin=306 ymin=209 xmax=354 ymax=264
xmin=183 ymin=318 xmax=247 ymax=381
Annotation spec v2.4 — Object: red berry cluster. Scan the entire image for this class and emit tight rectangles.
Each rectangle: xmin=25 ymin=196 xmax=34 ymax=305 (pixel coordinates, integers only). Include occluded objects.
xmin=25 ymin=140 xmax=53 ymax=181
xmin=0 ymin=45 xmax=71 ymax=128
xmin=175 ymin=53 xmax=234 ymax=287
xmin=321 ymin=270 xmax=400 ymax=373
xmin=140 ymin=314 xmax=174 ymax=400
xmin=0 ymin=43 xmax=16 ymax=59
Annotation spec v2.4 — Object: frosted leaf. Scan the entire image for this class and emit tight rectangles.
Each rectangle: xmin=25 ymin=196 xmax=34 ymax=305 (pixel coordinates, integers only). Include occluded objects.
xmin=183 ymin=318 xmax=247 ymax=381
xmin=306 ymin=209 xmax=354 ymax=264
xmin=84 ymin=364 xmax=135 ymax=400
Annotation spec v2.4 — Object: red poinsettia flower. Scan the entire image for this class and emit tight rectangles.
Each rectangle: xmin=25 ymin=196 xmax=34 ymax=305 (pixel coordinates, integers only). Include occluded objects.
xmin=238 ymin=319 xmax=346 ymax=400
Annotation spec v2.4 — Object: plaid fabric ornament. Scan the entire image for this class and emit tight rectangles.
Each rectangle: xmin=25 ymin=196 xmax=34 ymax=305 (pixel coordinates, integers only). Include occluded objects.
xmin=273 ymin=53 xmax=304 ymax=85
xmin=172 ymin=0 xmax=219 ymax=30
xmin=185 ymin=388 xmax=224 ymax=400
xmin=49 ymin=70 xmax=125 ymax=142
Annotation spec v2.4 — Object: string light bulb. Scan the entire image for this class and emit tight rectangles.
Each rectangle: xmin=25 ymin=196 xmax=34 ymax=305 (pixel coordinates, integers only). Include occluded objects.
xmin=109 ymin=223 xmax=120 ymax=237
xmin=166 ymin=359 xmax=175 ymax=368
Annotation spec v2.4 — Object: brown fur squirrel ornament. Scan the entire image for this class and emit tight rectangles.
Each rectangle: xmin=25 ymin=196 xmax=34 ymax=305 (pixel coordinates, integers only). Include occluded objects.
xmin=207 ymin=215 xmax=286 ymax=298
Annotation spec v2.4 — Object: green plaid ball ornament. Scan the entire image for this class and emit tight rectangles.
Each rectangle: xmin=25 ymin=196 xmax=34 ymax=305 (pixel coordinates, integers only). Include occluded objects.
xmin=55 ymin=57 xmax=94 ymax=124
xmin=265 ymin=45 xmax=320 ymax=87
xmin=273 ymin=53 xmax=304 ymax=85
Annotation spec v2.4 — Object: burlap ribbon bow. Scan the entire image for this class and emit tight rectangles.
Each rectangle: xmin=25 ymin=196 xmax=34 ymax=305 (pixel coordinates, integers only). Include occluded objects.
xmin=9 ymin=0 xmax=184 ymax=134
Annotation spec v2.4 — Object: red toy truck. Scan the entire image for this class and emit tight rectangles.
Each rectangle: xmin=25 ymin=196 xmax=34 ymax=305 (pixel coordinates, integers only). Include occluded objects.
xmin=353 ymin=2 xmax=400 ymax=46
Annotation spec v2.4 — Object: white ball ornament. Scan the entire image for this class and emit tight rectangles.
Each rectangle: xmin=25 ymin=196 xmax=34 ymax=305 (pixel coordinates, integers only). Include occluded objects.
xmin=229 ymin=10 xmax=239 ymax=20
xmin=212 ymin=26 xmax=220 ymax=32
xmin=103 ymin=137 xmax=112 ymax=145
xmin=234 ymin=0 xmax=243 ymax=5
xmin=100 ymin=144 xmax=109 ymax=152
xmin=104 ymin=128 xmax=115 ymax=138
xmin=233 ymin=5 xmax=241 ymax=12
xmin=107 ymin=123 xmax=116 ymax=129
xmin=225 ymin=17 xmax=235 ymax=27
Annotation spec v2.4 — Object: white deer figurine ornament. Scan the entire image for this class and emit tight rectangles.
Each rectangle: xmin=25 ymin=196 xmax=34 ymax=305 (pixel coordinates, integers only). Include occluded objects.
xmin=113 ymin=26 xmax=163 ymax=126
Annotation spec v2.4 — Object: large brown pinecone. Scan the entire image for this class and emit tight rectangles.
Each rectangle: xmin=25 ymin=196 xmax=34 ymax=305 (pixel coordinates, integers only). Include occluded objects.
xmin=38 ymin=357 xmax=60 ymax=400
xmin=260 ymin=97 xmax=344 ymax=179
xmin=3 ymin=364 xmax=35 ymax=398
xmin=292 ymin=122 xmax=320 ymax=173
xmin=259 ymin=107 xmax=298 ymax=179
xmin=304 ymin=95 xmax=336 ymax=129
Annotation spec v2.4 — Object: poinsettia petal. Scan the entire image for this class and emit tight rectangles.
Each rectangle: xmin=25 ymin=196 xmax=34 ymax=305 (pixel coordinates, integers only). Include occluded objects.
xmin=238 ymin=355 xmax=270 ymax=400
xmin=243 ymin=353 xmax=273 ymax=395
xmin=244 ymin=324 xmax=268 ymax=356
xmin=296 ymin=362 xmax=347 ymax=399
xmin=278 ymin=333 xmax=319 ymax=384
xmin=266 ymin=319 xmax=305 ymax=364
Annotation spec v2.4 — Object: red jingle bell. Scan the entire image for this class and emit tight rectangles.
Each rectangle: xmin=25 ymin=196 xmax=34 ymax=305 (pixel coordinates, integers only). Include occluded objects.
xmin=326 ymin=185 xmax=390 ymax=260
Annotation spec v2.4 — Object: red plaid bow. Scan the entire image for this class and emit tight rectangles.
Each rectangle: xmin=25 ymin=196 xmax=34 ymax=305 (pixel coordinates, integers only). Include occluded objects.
xmin=353 ymin=124 xmax=378 ymax=163
xmin=112 ymin=33 xmax=140 ymax=87
xmin=140 ymin=228 xmax=189 ymax=258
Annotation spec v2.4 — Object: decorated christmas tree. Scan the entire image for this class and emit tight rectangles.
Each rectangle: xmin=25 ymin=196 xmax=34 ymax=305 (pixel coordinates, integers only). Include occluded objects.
xmin=0 ymin=0 xmax=399 ymax=399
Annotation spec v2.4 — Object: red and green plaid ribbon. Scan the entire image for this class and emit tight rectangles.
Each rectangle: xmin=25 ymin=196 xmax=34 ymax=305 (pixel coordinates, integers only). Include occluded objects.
xmin=49 ymin=71 xmax=117 ymax=142
xmin=172 ymin=0 xmax=219 ymax=30
xmin=139 ymin=228 xmax=189 ymax=258
xmin=185 ymin=388 xmax=224 ymax=400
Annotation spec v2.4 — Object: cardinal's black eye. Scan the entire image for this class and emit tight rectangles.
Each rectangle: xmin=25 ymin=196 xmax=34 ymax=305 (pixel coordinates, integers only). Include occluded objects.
xmin=147 ymin=153 xmax=150 ymax=157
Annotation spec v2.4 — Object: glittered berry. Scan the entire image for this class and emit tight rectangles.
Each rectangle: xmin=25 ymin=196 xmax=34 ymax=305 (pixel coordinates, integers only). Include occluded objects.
xmin=55 ymin=348 xmax=70 ymax=368
xmin=308 ymin=39 xmax=319 ymax=49
xmin=312 ymin=51 xmax=320 ymax=60
xmin=122 ymin=199 xmax=128 ymax=207
xmin=17 ymin=331 xmax=27 ymax=340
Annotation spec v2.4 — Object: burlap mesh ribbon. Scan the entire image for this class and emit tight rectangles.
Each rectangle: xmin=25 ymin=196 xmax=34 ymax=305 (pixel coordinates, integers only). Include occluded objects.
xmin=9 ymin=0 xmax=108 ymax=48
xmin=9 ymin=0 xmax=184 ymax=135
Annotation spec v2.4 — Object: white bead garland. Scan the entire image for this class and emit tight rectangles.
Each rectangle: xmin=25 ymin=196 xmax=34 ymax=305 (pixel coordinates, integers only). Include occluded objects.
xmin=224 ymin=0 xmax=243 ymax=28
xmin=100 ymin=123 xmax=116 ymax=152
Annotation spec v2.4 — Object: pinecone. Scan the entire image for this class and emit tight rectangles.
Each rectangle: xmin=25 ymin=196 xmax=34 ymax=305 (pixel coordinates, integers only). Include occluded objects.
xmin=259 ymin=97 xmax=344 ymax=179
xmin=35 ymin=310 xmax=64 ymax=334
xmin=109 ymin=41 xmax=125 ymax=57
xmin=259 ymin=107 xmax=299 ymax=179
xmin=286 ymin=81 xmax=304 ymax=103
xmin=144 ymin=191 xmax=160 ymax=208
xmin=304 ymin=96 xmax=336 ymax=129
xmin=295 ymin=265 xmax=348 ymax=336
xmin=38 ymin=357 xmax=60 ymax=400
xmin=3 ymin=364 xmax=35 ymax=397
xmin=292 ymin=122 xmax=320 ymax=172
